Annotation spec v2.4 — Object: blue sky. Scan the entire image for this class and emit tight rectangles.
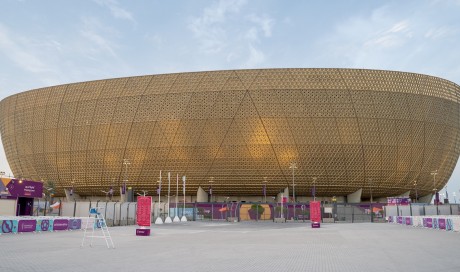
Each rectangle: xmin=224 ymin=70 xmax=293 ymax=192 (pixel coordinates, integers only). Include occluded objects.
xmin=1 ymin=0 xmax=460 ymax=201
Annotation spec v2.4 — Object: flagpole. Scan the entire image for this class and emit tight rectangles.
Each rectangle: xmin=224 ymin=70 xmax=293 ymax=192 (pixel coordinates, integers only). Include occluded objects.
xmin=173 ymin=174 xmax=180 ymax=222
xmin=165 ymin=172 xmax=172 ymax=223
xmin=181 ymin=176 xmax=187 ymax=222
xmin=155 ymin=170 xmax=163 ymax=224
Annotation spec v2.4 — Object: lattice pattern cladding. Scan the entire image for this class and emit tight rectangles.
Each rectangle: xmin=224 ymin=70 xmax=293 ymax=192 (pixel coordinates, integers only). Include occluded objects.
xmin=0 ymin=69 xmax=459 ymax=198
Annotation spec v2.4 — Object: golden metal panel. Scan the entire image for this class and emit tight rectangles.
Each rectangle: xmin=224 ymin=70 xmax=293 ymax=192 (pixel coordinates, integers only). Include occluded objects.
xmin=0 ymin=68 xmax=459 ymax=199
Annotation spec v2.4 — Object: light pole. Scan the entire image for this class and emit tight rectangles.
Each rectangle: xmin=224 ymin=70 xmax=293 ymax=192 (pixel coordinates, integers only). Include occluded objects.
xmin=413 ymin=180 xmax=418 ymax=203
xmin=290 ymin=162 xmax=297 ymax=220
xmin=289 ymin=162 xmax=297 ymax=202
xmin=155 ymin=170 xmax=164 ymax=224
xmin=181 ymin=176 xmax=187 ymax=222
xmin=368 ymin=178 xmax=373 ymax=203
xmin=123 ymin=159 xmax=130 ymax=200
xmin=173 ymin=173 xmax=180 ymax=222
xmin=209 ymin=177 xmax=214 ymax=221
xmin=444 ymin=185 xmax=449 ymax=204
xmin=431 ymin=170 xmax=438 ymax=204
xmin=312 ymin=177 xmax=317 ymax=201
xmin=263 ymin=177 xmax=267 ymax=203
xmin=209 ymin=177 xmax=214 ymax=202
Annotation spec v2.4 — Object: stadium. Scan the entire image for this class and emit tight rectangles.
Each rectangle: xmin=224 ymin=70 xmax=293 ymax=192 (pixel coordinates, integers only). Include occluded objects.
xmin=0 ymin=68 xmax=459 ymax=203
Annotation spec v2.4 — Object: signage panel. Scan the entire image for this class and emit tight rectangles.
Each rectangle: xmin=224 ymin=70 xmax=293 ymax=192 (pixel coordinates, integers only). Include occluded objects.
xmin=136 ymin=196 xmax=152 ymax=227
xmin=18 ymin=220 xmax=36 ymax=232
xmin=53 ymin=219 xmax=69 ymax=231
xmin=310 ymin=201 xmax=321 ymax=223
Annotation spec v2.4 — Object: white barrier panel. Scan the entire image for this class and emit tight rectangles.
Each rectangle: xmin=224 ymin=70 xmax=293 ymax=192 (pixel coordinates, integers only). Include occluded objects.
xmin=388 ymin=215 xmax=460 ymax=232
xmin=0 ymin=216 xmax=85 ymax=233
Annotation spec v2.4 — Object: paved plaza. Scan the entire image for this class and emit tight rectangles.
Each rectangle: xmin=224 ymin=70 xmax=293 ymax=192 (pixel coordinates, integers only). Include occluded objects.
xmin=1 ymin=221 xmax=459 ymax=272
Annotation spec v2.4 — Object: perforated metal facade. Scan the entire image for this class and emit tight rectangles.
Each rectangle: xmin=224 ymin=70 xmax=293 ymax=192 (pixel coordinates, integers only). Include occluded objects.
xmin=0 ymin=68 xmax=459 ymax=198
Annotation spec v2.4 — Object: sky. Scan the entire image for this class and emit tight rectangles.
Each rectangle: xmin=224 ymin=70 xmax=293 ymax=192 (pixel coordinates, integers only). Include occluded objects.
xmin=1 ymin=0 xmax=460 ymax=202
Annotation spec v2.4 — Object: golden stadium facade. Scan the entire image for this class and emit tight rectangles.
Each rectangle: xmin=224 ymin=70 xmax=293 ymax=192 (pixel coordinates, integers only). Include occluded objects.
xmin=0 ymin=68 xmax=459 ymax=199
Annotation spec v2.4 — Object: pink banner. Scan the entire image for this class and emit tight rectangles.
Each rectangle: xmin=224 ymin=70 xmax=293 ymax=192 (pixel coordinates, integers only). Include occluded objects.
xmin=310 ymin=201 xmax=321 ymax=222
xmin=136 ymin=196 xmax=152 ymax=227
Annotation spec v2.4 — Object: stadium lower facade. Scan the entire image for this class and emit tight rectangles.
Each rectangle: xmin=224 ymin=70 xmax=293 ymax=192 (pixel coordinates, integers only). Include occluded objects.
xmin=1 ymin=68 xmax=459 ymax=202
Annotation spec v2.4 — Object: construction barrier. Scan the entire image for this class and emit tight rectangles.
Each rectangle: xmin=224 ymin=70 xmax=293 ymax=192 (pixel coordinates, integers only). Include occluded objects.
xmin=388 ymin=215 xmax=460 ymax=232
xmin=0 ymin=216 xmax=87 ymax=234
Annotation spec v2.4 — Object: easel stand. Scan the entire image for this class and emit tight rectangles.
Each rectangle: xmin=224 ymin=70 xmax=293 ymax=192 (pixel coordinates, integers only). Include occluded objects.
xmin=81 ymin=207 xmax=115 ymax=249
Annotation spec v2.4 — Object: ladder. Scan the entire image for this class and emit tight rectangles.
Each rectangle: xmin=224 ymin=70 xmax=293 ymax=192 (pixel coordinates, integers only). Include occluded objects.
xmin=81 ymin=207 xmax=115 ymax=249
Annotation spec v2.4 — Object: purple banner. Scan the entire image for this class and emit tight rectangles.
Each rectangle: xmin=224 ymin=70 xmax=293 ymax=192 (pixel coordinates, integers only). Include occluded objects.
xmin=136 ymin=228 xmax=151 ymax=236
xmin=18 ymin=220 xmax=37 ymax=232
xmin=3 ymin=179 xmax=43 ymax=198
xmin=387 ymin=197 xmax=411 ymax=206
xmin=68 ymin=219 xmax=81 ymax=230
xmin=405 ymin=217 xmax=412 ymax=225
xmin=438 ymin=219 xmax=446 ymax=230
xmin=53 ymin=219 xmax=69 ymax=231
xmin=397 ymin=216 xmax=403 ymax=224
xmin=426 ymin=218 xmax=433 ymax=228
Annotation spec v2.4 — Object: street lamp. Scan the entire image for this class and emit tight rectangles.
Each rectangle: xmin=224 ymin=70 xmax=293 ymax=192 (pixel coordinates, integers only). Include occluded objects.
xmin=312 ymin=177 xmax=317 ymax=201
xmin=209 ymin=177 xmax=214 ymax=221
xmin=289 ymin=162 xmax=297 ymax=220
xmin=123 ymin=159 xmax=131 ymax=198
xmin=368 ymin=178 xmax=373 ymax=203
xmin=289 ymin=162 xmax=297 ymax=203
xmin=444 ymin=185 xmax=449 ymax=204
xmin=413 ymin=180 xmax=418 ymax=203
xmin=155 ymin=177 xmax=164 ymax=225
xmin=263 ymin=177 xmax=267 ymax=203
xmin=431 ymin=170 xmax=438 ymax=204
xmin=209 ymin=177 xmax=214 ymax=202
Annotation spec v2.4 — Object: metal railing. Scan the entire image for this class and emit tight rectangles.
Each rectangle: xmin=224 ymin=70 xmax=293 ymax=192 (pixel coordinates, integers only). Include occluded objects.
xmin=41 ymin=200 xmax=460 ymax=225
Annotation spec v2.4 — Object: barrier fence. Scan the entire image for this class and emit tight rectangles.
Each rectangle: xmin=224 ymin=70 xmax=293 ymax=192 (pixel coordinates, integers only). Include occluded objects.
xmin=388 ymin=215 xmax=460 ymax=232
xmin=0 ymin=216 xmax=99 ymax=234
xmin=27 ymin=200 xmax=460 ymax=226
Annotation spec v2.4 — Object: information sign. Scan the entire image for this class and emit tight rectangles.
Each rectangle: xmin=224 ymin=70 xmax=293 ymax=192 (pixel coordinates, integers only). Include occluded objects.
xmin=310 ymin=201 xmax=321 ymax=223
xmin=136 ymin=196 xmax=152 ymax=227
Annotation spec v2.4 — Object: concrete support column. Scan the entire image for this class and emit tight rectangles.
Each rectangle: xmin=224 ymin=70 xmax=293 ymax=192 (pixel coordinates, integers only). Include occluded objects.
xmin=196 ymin=186 xmax=208 ymax=202
xmin=64 ymin=189 xmax=79 ymax=202
xmin=347 ymin=188 xmax=362 ymax=203
xmin=395 ymin=191 xmax=411 ymax=197
xmin=418 ymin=194 xmax=434 ymax=204
xmin=276 ymin=187 xmax=289 ymax=202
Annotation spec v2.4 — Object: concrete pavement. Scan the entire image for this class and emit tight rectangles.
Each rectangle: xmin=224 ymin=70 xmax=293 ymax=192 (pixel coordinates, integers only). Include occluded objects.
xmin=0 ymin=221 xmax=459 ymax=272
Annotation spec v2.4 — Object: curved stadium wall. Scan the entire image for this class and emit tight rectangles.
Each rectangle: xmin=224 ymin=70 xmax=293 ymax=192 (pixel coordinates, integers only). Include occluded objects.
xmin=0 ymin=68 xmax=459 ymax=199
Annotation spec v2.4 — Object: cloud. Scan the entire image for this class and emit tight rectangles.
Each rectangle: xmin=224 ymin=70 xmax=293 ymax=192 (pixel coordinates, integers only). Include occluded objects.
xmin=425 ymin=26 xmax=458 ymax=39
xmin=313 ymin=1 xmax=460 ymax=80
xmin=79 ymin=17 xmax=119 ymax=57
xmin=364 ymin=20 xmax=413 ymax=48
xmin=144 ymin=33 xmax=163 ymax=49
xmin=93 ymin=0 xmax=135 ymax=23
xmin=247 ymin=14 xmax=274 ymax=37
xmin=188 ymin=0 xmax=275 ymax=71
xmin=0 ymin=23 xmax=53 ymax=73
xmin=243 ymin=44 xmax=265 ymax=68
xmin=188 ymin=0 xmax=247 ymax=53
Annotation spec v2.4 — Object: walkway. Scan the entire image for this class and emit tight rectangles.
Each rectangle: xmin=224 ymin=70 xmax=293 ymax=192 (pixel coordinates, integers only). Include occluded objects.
xmin=0 ymin=221 xmax=459 ymax=271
